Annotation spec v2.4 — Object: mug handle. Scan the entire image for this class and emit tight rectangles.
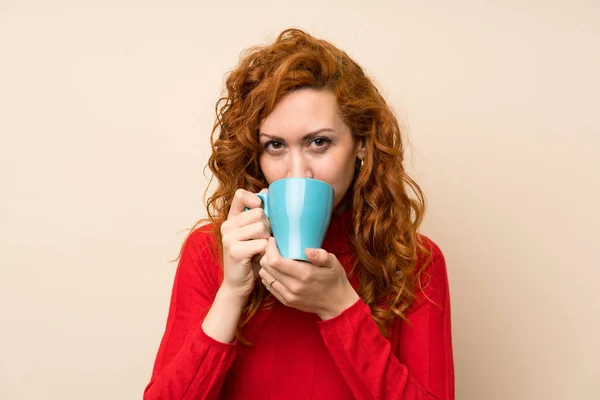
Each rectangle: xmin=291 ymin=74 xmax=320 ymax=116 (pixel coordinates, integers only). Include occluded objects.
xmin=256 ymin=192 xmax=268 ymax=217
xmin=244 ymin=192 xmax=268 ymax=217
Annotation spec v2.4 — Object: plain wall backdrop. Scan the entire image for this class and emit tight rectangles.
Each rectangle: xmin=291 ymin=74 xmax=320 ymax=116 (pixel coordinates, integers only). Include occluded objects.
xmin=1 ymin=1 xmax=599 ymax=399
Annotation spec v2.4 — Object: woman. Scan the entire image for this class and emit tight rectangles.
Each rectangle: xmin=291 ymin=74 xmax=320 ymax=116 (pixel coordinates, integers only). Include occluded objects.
xmin=144 ymin=28 xmax=454 ymax=399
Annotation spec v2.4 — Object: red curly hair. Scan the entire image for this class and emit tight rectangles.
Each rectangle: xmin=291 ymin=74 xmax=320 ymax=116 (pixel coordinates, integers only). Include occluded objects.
xmin=185 ymin=28 xmax=431 ymax=338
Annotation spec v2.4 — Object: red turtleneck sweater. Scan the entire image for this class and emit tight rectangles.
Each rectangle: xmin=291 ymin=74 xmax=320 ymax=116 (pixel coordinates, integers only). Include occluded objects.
xmin=144 ymin=210 xmax=454 ymax=399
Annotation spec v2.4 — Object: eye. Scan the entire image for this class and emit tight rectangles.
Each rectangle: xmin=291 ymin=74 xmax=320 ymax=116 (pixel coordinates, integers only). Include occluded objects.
xmin=264 ymin=140 xmax=284 ymax=150
xmin=310 ymin=137 xmax=332 ymax=149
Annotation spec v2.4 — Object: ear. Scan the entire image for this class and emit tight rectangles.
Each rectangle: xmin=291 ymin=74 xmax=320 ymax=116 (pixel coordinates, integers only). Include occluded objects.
xmin=356 ymin=137 xmax=366 ymax=160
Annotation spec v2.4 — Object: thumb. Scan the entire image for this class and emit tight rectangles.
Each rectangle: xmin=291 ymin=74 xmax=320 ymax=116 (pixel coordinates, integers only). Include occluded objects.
xmin=305 ymin=248 xmax=332 ymax=267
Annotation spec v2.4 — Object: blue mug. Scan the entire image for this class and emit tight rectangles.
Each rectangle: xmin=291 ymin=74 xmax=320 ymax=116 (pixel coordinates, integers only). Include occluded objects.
xmin=255 ymin=178 xmax=334 ymax=261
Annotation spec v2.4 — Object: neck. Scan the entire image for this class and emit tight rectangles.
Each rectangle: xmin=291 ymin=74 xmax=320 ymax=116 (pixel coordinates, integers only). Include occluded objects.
xmin=333 ymin=182 xmax=356 ymax=215
xmin=333 ymin=194 xmax=352 ymax=215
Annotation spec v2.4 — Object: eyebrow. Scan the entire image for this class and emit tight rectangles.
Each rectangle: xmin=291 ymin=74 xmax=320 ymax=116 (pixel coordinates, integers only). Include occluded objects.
xmin=259 ymin=128 xmax=336 ymax=142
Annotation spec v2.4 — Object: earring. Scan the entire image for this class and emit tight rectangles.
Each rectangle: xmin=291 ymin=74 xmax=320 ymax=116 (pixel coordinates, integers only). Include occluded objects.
xmin=356 ymin=157 xmax=364 ymax=171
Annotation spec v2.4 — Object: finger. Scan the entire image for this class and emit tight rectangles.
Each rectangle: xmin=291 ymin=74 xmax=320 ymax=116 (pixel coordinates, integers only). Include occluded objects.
xmin=261 ymin=276 xmax=286 ymax=304
xmin=258 ymin=266 xmax=273 ymax=285
xmin=228 ymin=189 xmax=264 ymax=218
xmin=234 ymin=220 xmax=271 ymax=241
xmin=224 ymin=207 xmax=266 ymax=231
xmin=258 ymin=267 xmax=278 ymax=292
xmin=259 ymin=254 xmax=294 ymax=288
xmin=259 ymin=271 xmax=288 ymax=304
xmin=264 ymin=237 xmax=293 ymax=278
xmin=305 ymin=248 xmax=334 ymax=268
xmin=226 ymin=238 xmax=268 ymax=263
xmin=263 ymin=237 xmax=310 ymax=280
xmin=264 ymin=237 xmax=281 ymax=265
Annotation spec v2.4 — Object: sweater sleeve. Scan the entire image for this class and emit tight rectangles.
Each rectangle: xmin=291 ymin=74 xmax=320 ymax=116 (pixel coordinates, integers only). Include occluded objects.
xmin=317 ymin=238 xmax=454 ymax=399
xmin=144 ymin=226 xmax=237 ymax=400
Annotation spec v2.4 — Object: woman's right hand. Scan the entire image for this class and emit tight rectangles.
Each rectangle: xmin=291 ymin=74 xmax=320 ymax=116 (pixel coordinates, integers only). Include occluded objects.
xmin=219 ymin=188 xmax=271 ymax=299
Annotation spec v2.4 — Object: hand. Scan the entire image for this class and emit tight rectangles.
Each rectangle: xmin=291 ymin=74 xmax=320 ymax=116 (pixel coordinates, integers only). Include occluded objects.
xmin=220 ymin=188 xmax=270 ymax=299
xmin=258 ymin=237 xmax=359 ymax=320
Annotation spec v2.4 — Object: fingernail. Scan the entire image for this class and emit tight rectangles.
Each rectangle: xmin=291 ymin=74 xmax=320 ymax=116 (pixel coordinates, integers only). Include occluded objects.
xmin=307 ymin=249 xmax=316 ymax=258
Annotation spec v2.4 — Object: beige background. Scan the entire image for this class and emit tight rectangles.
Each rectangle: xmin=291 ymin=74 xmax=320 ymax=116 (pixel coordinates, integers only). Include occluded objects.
xmin=1 ymin=1 xmax=599 ymax=399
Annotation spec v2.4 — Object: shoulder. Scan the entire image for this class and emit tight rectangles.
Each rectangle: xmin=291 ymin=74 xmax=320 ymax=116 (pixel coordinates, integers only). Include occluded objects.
xmin=417 ymin=234 xmax=446 ymax=267
xmin=178 ymin=222 xmax=223 ymax=282
xmin=413 ymin=234 xmax=450 ymax=307
xmin=183 ymin=223 xmax=220 ymax=260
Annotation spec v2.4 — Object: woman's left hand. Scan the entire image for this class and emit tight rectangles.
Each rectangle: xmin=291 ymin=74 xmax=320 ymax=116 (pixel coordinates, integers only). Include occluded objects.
xmin=258 ymin=237 xmax=360 ymax=320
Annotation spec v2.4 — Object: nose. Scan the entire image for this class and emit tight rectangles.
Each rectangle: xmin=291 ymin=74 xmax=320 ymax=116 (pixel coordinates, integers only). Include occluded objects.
xmin=286 ymin=151 xmax=314 ymax=179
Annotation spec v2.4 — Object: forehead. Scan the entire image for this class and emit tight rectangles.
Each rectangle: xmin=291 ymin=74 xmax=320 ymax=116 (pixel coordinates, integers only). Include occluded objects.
xmin=259 ymin=89 xmax=344 ymax=137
